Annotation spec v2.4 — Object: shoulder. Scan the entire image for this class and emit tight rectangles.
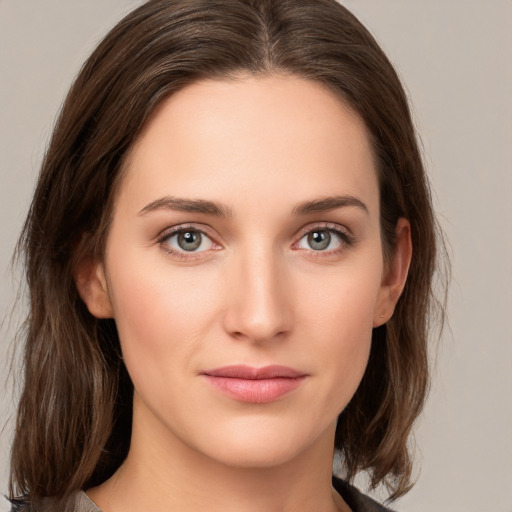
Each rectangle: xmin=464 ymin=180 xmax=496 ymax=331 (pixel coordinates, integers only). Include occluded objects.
xmin=9 ymin=492 xmax=101 ymax=512
xmin=333 ymin=477 xmax=397 ymax=512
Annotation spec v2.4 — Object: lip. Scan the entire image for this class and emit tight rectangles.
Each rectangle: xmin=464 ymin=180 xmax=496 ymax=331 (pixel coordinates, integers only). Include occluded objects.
xmin=201 ymin=365 xmax=307 ymax=403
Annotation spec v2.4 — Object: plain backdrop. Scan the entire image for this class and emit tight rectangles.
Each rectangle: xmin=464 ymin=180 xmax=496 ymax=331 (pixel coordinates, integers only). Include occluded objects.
xmin=1 ymin=1 xmax=511 ymax=511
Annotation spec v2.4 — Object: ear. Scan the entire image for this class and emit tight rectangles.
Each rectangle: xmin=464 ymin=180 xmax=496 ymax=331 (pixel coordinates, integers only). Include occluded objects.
xmin=373 ymin=218 xmax=412 ymax=327
xmin=74 ymin=257 xmax=114 ymax=319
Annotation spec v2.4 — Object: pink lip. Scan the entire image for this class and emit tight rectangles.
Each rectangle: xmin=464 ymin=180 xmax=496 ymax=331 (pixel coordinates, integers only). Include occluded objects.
xmin=201 ymin=365 xmax=307 ymax=403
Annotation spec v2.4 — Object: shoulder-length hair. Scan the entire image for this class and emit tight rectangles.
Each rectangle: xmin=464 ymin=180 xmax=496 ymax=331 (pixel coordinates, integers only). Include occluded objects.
xmin=10 ymin=0 xmax=447 ymax=506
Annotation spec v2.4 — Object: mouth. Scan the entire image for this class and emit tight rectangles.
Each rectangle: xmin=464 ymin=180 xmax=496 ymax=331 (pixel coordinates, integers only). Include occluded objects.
xmin=201 ymin=365 xmax=307 ymax=404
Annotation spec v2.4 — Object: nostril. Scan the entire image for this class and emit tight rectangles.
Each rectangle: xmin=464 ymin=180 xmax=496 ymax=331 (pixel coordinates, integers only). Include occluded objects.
xmin=226 ymin=321 xmax=290 ymax=344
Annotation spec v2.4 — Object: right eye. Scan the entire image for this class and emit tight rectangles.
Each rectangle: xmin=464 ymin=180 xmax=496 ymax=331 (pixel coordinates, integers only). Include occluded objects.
xmin=159 ymin=227 xmax=217 ymax=256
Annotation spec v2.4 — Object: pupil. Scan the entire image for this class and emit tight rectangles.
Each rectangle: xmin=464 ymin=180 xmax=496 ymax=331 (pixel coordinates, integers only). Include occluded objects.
xmin=308 ymin=230 xmax=330 ymax=250
xmin=178 ymin=231 xmax=201 ymax=251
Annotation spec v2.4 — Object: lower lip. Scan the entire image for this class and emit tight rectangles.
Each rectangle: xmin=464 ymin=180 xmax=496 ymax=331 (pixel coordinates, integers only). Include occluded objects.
xmin=203 ymin=376 xmax=306 ymax=403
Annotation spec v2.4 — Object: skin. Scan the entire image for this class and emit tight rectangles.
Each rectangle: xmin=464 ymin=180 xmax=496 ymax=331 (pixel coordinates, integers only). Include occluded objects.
xmin=77 ymin=75 xmax=411 ymax=512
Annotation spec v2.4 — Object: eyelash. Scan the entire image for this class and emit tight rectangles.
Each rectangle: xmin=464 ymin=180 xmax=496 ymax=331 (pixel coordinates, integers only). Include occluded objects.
xmin=156 ymin=224 xmax=220 ymax=261
xmin=293 ymin=223 xmax=355 ymax=256
xmin=156 ymin=222 xmax=354 ymax=261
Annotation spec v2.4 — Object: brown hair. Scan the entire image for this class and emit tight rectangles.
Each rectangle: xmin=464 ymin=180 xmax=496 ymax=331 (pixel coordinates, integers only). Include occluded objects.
xmin=10 ymin=0 xmax=447 ymax=506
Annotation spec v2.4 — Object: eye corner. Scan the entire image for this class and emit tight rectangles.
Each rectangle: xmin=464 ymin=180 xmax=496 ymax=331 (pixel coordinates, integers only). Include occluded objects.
xmin=293 ymin=223 xmax=355 ymax=256
xmin=156 ymin=224 xmax=222 ymax=260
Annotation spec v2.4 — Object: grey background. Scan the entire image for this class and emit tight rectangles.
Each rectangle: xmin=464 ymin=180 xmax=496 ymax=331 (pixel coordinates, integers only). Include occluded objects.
xmin=1 ymin=1 xmax=511 ymax=511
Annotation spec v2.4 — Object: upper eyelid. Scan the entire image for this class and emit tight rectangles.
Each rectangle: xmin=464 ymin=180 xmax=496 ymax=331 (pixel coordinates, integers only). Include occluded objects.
xmin=156 ymin=225 xmax=219 ymax=258
xmin=293 ymin=223 xmax=356 ymax=254
xmin=156 ymin=223 xmax=216 ymax=241
xmin=295 ymin=222 xmax=353 ymax=239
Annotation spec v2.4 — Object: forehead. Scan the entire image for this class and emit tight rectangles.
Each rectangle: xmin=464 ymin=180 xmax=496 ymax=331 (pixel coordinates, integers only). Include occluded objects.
xmin=119 ymin=74 xmax=378 ymax=216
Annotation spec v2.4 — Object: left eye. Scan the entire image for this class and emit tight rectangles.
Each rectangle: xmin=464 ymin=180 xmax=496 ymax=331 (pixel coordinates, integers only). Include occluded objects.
xmin=296 ymin=229 xmax=344 ymax=251
xmin=163 ymin=229 xmax=213 ymax=252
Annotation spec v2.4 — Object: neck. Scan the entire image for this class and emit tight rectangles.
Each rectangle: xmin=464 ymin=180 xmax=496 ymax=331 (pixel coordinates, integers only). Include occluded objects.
xmin=87 ymin=397 xmax=348 ymax=512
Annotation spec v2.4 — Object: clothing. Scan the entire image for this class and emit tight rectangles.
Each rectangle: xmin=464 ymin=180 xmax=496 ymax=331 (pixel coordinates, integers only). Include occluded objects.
xmin=333 ymin=477 xmax=395 ymax=512
xmin=11 ymin=477 xmax=394 ymax=512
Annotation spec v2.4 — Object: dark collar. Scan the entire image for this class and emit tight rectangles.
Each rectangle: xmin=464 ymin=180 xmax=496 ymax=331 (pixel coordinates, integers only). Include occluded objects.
xmin=333 ymin=477 xmax=396 ymax=512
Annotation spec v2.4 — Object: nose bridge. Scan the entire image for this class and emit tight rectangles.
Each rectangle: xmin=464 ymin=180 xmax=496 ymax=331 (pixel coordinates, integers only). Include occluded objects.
xmin=223 ymin=241 xmax=291 ymax=342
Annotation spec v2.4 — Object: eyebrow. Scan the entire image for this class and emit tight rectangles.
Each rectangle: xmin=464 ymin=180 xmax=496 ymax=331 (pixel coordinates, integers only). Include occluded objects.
xmin=139 ymin=194 xmax=368 ymax=218
xmin=139 ymin=196 xmax=233 ymax=217
xmin=292 ymin=195 xmax=369 ymax=216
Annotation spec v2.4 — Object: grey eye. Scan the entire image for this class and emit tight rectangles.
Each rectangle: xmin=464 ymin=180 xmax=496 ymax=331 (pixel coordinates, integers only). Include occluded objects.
xmin=177 ymin=231 xmax=203 ymax=251
xmin=160 ymin=226 xmax=216 ymax=256
xmin=296 ymin=227 xmax=347 ymax=252
xmin=307 ymin=230 xmax=331 ymax=250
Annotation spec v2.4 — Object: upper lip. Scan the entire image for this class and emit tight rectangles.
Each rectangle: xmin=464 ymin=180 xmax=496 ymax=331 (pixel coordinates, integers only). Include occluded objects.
xmin=202 ymin=365 xmax=306 ymax=379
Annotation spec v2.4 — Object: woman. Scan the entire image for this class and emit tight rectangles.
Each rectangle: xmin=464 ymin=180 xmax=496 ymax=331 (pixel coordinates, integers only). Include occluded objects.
xmin=9 ymin=1 xmax=446 ymax=511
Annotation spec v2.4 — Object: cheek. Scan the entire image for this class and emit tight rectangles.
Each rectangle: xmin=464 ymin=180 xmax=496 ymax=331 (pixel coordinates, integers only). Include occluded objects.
xmin=296 ymin=261 xmax=381 ymax=405
xmin=105 ymin=252 xmax=223 ymax=384
xmin=299 ymin=256 xmax=382 ymax=339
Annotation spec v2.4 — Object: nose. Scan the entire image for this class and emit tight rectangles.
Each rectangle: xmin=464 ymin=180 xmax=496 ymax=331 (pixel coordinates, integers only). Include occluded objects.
xmin=222 ymin=247 xmax=292 ymax=343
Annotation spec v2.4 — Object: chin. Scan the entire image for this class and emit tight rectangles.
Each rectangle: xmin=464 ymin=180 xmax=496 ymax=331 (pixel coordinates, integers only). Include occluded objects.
xmin=190 ymin=417 xmax=332 ymax=470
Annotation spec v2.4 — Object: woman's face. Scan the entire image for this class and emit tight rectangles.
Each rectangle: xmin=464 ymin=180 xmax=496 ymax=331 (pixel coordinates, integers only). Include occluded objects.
xmin=84 ymin=75 xmax=404 ymax=469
